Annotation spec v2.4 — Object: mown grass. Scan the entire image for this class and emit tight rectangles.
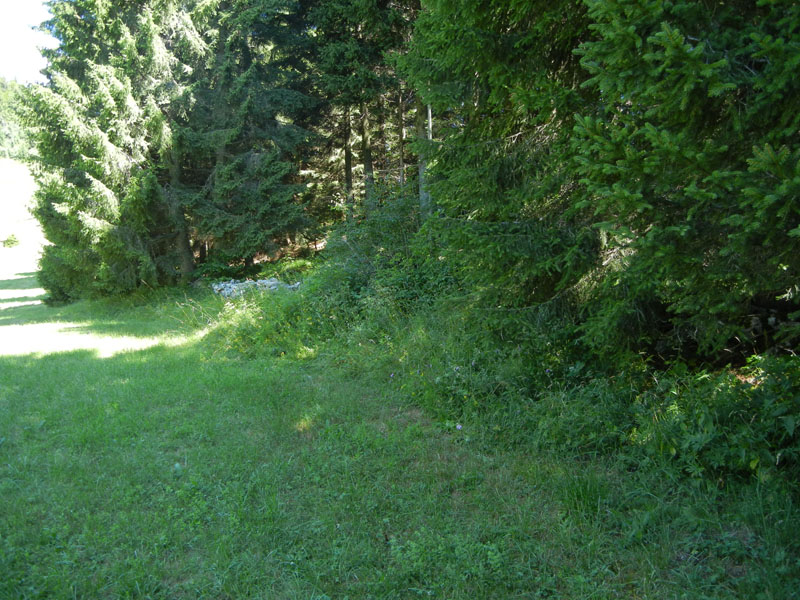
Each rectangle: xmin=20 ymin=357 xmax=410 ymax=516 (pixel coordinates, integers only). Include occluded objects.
xmin=1 ymin=268 xmax=798 ymax=599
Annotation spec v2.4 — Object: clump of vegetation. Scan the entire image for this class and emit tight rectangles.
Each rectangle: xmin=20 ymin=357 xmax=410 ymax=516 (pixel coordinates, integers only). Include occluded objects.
xmin=2 ymin=234 xmax=19 ymax=248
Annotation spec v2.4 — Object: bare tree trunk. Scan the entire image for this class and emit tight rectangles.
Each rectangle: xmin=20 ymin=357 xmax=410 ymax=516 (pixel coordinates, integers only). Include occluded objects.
xmin=398 ymin=89 xmax=405 ymax=186
xmin=377 ymin=93 xmax=388 ymax=181
xmin=428 ymin=104 xmax=433 ymax=139
xmin=193 ymin=239 xmax=207 ymax=263
xmin=361 ymin=101 xmax=375 ymax=205
xmin=344 ymin=107 xmax=354 ymax=221
xmin=416 ymin=98 xmax=432 ymax=218
xmin=169 ymin=148 xmax=195 ymax=284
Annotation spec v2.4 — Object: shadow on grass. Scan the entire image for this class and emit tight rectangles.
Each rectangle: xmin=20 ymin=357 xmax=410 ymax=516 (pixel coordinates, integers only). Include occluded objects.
xmin=1 ymin=290 xmax=796 ymax=600
xmin=0 ymin=272 xmax=41 ymax=291
xmin=0 ymin=338 xmax=290 ymax=595
xmin=0 ymin=270 xmax=213 ymax=338
xmin=0 ymin=295 xmax=46 ymax=305
xmin=0 ymin=337 xmax=397 ymax=598
xmin=0 ymin=333 xmax=552 ymax=600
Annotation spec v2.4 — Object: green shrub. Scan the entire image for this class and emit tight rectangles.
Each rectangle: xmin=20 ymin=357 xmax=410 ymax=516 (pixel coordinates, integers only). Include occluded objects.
xmin=257 ymin=257 xmax=315 ymax=282
xmin=203 ymin=290 xmax=315 ymax=359
xmin=200 ymin=258 xmax=367 ymax=360
xmin=525 ymin=378 xmax=639 ymax=455
xmin=633 ymin=357 xmax=800 ymax=483
xmin=386 ymin=307 xmax=605 ymax=447
xmin=574 ymin=0 xmax=800 ymax=356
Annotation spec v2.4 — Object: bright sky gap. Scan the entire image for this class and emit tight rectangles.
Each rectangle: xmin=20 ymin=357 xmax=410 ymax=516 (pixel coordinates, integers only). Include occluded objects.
xmin=0 ymin=2 xmax=57 ymax=83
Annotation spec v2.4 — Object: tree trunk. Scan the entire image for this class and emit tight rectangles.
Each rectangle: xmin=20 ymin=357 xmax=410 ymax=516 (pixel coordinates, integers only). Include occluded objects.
xmin=361 ymin=101 xmax=375 ymax=205
xmin=344 ymin=107 xmax=354 ymax=221
xmin=169 ymin=147 xmax=195 ymax=284
xmin=398 ymin=89 xmax=405 ymax=186
xmin=416 ymin=98 xmax=432 ymax=218
xmin=193 ymin=239 xmax=207 ymax=264
xmin=377 ymin=93 xmax=388 ymax=182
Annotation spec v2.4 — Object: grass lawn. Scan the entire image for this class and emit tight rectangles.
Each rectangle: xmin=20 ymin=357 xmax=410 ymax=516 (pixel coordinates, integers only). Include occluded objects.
xmin=1 ymin=278 xmax=797 ymax=599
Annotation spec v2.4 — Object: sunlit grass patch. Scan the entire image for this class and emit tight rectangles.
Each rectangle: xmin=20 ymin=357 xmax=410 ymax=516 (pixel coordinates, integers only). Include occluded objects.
xmin=0 ymin=321 xmax=195 ymax=357
xmin=0 ymin=275 xmax=46 ymax=309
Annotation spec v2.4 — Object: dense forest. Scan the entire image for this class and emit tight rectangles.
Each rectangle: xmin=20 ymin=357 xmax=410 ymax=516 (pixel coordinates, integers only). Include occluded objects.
xmin=20 ymin=0 xmax=800 ymax=485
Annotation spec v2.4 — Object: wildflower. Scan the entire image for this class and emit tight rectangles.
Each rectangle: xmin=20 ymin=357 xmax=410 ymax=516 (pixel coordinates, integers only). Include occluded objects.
xmin=456 ymin=423 xmax=462 ymax=430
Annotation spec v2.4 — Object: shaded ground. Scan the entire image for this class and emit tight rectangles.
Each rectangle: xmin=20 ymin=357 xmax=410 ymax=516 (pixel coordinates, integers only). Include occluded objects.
xmin=1 ymin=270 xmax=795 ymax=600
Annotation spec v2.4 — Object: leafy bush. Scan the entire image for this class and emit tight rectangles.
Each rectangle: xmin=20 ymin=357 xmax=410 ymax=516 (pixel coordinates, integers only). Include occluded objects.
xmin=203 ymin=291 xmax=315 ymax=359
xmin=633 ymin=357 xmax=800 ymax=482
xmin=199 ymin=257 xmax=369 ymax=360
xmin=2 ymin=234 xmax=19 ymax=248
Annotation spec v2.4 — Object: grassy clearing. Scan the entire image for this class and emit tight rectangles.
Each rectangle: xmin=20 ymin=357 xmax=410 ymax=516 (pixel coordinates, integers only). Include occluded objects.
xmin=0 ymin=270 xmax=798 ymax=599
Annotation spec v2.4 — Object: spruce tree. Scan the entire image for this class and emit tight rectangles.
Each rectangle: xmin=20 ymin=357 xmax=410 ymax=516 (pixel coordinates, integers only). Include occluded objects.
xmin=307 ymin=0 xmax=409 ymax=214
xmin=574 ymin=0 xmax=800 ymax=355
xmin=28 ymin=0 xmax=203 ymax=300
xmin=185 ymin=0 xmax=314 ymax=270
xmin=400 ymin=0 xmax=595 ymax=319
xmin=0 ymin=78 xmax=30 ymax=159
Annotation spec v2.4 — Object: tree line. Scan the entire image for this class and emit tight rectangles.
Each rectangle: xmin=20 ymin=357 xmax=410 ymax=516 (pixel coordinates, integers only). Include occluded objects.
xmin=28 ymin=0 xmax=800 ymax=363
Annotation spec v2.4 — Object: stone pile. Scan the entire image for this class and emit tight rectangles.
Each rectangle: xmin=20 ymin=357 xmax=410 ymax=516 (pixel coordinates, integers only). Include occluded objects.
xmin=211 ymin=278 xmax=301 ymax=298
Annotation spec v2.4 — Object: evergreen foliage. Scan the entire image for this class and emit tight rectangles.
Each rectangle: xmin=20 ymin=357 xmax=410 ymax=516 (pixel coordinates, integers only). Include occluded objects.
xmin=29 ymin=0 xmax=318 ymax=298
xmin=28 ymin=0 xmax=200 ymax=300
xmin=397 ymin=0 xmax=800 ymax=361
xmin=399 ymin=0 xmax=596 ymax=330
xmin=574 ymin=0 xmax=800 ymax=357
xmin=27 ymin=0 xmax=800 ymax=355
xmin=306 ymin=0 xmax=415 ymax=216
xmin=0 ymin=78 xmax=31 ymax=159
xmin=187 ymin=0 xmax=314 ymax=269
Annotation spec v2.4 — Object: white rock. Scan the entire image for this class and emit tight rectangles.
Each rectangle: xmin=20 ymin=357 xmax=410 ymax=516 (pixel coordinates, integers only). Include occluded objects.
xmin=211 ymin=278 xmax=300 ymax=298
